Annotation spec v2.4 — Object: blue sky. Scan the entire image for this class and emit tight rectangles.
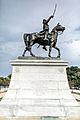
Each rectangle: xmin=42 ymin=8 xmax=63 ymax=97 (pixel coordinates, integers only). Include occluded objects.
xmin=0 ymin=0 xmax=80 ymax=76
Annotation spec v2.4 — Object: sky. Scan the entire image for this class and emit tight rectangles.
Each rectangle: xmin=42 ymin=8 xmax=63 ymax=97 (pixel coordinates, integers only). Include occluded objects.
xmin=0 ymin=0 xmax=80 ymax=76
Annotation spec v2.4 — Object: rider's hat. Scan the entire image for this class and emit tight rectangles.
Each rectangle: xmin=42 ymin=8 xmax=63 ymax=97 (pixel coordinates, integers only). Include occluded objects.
xmin=43 ymin=19 xmax=46 ymax=23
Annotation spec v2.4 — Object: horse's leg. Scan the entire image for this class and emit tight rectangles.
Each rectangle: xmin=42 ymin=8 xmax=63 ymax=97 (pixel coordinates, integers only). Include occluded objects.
xmin=22 ymin=47 xmax=28 ymax=57
xmin=30 ymin=47 xmax=35 ymax=57
xmin=48 ymin=45 xmax=52 ymax=57
xmin=54 ymin=46 xmax=60 ymax=58
xmin=29 ymin=40 xmax=35 ymax=57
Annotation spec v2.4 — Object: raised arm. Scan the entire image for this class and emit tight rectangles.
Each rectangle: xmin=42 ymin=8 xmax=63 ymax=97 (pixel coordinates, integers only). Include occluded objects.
xmin=46 ymin=4 xmax=57 ymax=24
xmin=46 ymin=15 xmax=54 ymax=23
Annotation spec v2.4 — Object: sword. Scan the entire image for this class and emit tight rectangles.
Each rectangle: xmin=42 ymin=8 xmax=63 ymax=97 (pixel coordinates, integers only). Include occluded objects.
xmin=52 ymin=4 xmax=57 ymax=17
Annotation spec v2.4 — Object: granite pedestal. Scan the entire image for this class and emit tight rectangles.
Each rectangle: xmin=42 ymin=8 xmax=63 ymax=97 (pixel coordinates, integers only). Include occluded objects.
xmin=0 ymin=57 xmax=80 ymax=120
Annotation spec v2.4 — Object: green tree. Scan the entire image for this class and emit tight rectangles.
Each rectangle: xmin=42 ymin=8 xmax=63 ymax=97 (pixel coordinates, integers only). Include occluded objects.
xmin=67 ymin=66 xmax=80 ymax=89
xmin=0 ymin=74 xmax=11 ymax=87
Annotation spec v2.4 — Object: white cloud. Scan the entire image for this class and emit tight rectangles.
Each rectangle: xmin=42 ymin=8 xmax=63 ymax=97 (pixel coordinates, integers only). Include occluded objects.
xmin=60 ymin=40 xmax=80 ymax=66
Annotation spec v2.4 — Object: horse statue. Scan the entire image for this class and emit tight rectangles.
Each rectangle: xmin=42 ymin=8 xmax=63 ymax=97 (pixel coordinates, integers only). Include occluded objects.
xmin=22 ymin=23 xmax=65 ymax=58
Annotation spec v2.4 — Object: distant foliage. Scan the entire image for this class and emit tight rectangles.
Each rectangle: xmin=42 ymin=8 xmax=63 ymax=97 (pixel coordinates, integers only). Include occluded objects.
xmin=0 ymin=74 xmax=11 ymax=87
xmin=67 ymin=66 xmax=80 ymax=89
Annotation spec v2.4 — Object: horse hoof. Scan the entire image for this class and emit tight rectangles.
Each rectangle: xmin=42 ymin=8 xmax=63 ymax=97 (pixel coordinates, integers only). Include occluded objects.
xmin=48 ymin=55 xmax=51 ymax=57
xmin=31 ymin=54 xmax=35 ymax=57
xmin=57 ymin=55 xmax=60 ymax=58
xmin=33 ymin=55 xmax=35 ymax=57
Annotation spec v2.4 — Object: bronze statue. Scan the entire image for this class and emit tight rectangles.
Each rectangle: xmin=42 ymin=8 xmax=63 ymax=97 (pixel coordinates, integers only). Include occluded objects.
xmin=22 ymin=4 xmax=65 ymax=58
xmin=22 ymin=23 xmax=65 ymax=57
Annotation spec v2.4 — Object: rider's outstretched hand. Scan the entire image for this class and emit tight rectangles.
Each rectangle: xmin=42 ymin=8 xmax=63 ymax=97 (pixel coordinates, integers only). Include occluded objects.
xmin=51 ymin=15 xmax=54 ymax=18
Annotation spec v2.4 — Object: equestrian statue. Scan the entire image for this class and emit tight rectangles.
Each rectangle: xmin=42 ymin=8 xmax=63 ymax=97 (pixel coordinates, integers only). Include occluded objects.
xmin=22 ymin=4 xmax=65 ymax=58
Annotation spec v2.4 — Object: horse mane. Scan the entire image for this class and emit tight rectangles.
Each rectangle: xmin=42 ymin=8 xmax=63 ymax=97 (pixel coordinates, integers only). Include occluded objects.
xmin=51 ymin=25 xmax=57 ymax=33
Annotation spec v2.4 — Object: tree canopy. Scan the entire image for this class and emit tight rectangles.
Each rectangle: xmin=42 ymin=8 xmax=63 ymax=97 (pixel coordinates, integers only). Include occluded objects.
xmin=0 ymin=75 xmax=11 ymax=87
xmin=67 ymin=66 xmax=80 ymax=89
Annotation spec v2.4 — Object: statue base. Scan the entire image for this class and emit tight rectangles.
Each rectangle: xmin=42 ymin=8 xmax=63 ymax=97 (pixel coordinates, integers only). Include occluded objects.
xmin=0 ymin=57 xmax=80 ymax=119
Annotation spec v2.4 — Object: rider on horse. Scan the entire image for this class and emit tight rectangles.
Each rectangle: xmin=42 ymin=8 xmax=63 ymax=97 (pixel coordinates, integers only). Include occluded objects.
xmin=40 ymin=15 xmax=54 ymax=40
xmin=39 ymin=15 xmax=54 ymax=50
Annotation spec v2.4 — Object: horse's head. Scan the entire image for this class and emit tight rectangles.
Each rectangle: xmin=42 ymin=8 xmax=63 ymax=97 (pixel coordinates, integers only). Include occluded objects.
xmin=51 ymin=23 xmax=65 ymax=34
xmin=56 ymin=23 xmax=65 ymax=32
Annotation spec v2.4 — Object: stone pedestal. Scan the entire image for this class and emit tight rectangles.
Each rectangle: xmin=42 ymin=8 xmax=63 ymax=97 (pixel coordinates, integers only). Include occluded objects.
xmin=0 ymin=57 xmax=80 ymax=119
